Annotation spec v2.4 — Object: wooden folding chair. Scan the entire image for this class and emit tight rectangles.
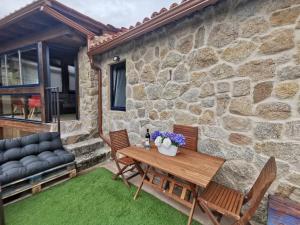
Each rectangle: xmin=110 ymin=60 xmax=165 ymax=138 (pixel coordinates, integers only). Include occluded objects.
xmin=170 ymin=125 xmax=199 ymax=199
xmin=109 ymin=129 xmax=140 ymax=188
xmin=173 ymin=124 xmax=198 ymax=151
xmin=195 ymin=157 xmax=277 ymax=225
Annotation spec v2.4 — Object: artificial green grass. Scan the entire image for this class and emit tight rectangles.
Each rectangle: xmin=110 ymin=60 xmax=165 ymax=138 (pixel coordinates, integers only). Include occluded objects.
xmin=5 ymin=168 xmax=201 ymax=225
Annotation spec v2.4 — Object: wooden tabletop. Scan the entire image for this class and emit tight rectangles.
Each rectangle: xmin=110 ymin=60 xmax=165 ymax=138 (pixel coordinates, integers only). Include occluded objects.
xmin=119 ymin=146 xmax=225 ymax=188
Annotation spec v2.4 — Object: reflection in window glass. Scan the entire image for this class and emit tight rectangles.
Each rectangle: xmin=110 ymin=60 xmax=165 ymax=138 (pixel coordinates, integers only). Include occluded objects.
xmin=0 ymin=56 xmax=7 ymax=86
xmin=6 ymin=52 xmax=20 ymax=86
xmin=0 ymin=94 xmax=41 ymax=121
xmin=0 ymin=46 xmax=39 ymax=87
xmin=50 ymin=66 xmax=62 ymax=92
xmin=68 ymin=65 xmax=75 ymax=91
xmin=111 ymin=62 xmax=126 ymax=111
xmin=21 ymin=48 xmax=39 ymax=85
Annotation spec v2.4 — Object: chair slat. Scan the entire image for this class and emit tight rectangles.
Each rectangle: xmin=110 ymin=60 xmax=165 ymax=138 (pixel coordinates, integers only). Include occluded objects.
xmin=173 ymin=124 xmax=198 ymax=152
xmin=225 ymin=190 xmax=234 ymax=211
xmin=228 ymin=191 xmax=237 ymax=214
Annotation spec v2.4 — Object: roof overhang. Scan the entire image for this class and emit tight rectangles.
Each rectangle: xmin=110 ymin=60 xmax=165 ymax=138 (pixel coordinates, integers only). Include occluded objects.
xmin=0 ymin=0 xmax=119 ymax=37
xmin=41 ymin=5 xmax=95 ymax=37
xmin=88 ymin=0 xmax=219 ymax=56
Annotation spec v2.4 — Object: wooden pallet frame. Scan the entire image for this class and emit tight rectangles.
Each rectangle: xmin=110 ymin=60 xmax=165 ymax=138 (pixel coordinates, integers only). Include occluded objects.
xmin=143 ymin=170 xmax=194 ymax=208
xmin=1 ymin=162 xmax=76 ymax=205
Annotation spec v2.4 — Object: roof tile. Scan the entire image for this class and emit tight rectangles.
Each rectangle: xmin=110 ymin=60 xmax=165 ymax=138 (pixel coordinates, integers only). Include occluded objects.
xmin=88 ymin=0 xmax=219 ymax=54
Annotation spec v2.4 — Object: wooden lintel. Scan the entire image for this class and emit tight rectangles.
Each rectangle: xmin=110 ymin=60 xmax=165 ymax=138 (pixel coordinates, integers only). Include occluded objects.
xmin=0 ymin=25 xmax=72 ymax=54
xmin=0 ymin=86 xmax=40 ymax=95
xmin=0 ymin=119 xmax=50 ymax=133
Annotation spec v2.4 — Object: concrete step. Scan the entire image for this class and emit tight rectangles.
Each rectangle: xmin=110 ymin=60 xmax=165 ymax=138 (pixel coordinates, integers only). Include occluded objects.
xmin=50 ymin=120 xmax=83 ymax=134
xmin=64 ymin=138 xmax=104 ymax=157
xmin=75 ymin=147 xmax=111 ymax=171
xmin=61 ymin=131 xmax=90 ymax=145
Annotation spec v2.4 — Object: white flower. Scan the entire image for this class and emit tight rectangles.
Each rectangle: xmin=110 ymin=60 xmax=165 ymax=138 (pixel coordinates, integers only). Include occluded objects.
xmin=154 ymin=136 xmax=163 ymax=147
xmin=162 ymin=138 xmax=172 ymax=148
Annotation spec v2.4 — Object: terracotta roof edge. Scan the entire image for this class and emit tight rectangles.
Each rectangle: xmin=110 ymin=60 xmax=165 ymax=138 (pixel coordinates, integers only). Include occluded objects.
xmin=88 ymin=0 xmax=219 ymax=56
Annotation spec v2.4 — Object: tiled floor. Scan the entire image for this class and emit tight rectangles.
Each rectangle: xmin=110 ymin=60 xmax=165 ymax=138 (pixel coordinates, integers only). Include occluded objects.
xmin=80 ymin=160 xmax=234 ymax=225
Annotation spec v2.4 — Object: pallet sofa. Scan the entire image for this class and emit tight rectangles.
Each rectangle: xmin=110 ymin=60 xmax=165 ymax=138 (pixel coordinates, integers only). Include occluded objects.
xmin=0 ymin=132 xmax=76 ymax=204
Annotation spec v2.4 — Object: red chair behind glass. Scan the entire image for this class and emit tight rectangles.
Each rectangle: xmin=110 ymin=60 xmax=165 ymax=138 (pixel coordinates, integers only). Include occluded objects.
xmin=28 ymin=95 xmax=41 ymax=119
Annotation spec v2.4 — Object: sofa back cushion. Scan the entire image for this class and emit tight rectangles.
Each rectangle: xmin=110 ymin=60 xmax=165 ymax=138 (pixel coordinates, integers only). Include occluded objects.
xmin=0 ymin=132 xmax=63 ymax=165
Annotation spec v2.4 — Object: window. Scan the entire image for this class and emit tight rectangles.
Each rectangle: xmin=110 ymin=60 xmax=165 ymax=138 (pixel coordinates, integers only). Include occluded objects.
xmin=110 ymin=62 xmax=126 ymax=111
xmin=0 ymin=94 xmax=42 ymax=121
xmin=50 ymin=65 xmax=62 ymax=92
xmin=0 ymin=46 xmax=39 ymax=87
xmin=68 ymin=65 xmax=76 ymax=91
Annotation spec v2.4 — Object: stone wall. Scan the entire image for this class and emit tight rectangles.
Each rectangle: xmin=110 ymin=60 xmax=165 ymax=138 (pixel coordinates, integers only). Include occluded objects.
xmin=77 ymin=47 xmax=99 ymax=136
xmin=95 ymin=0 xmax=300 ymax=223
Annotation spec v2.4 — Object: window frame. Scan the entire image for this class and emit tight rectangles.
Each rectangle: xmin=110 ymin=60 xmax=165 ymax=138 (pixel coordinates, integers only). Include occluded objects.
xmin=0 ymin=44 xmax=40 ymax=88
xmin=110 ymin=61 xmax=126 ymax=112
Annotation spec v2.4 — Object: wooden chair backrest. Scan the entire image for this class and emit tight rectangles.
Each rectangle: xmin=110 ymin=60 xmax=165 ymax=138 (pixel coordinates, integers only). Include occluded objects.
xmin=237 ymin=157 xmax=277 ymax=225
xmin=173 ymin=124 xmax=198 ymax=151
xmin=109 ymin=129 xmax=130 ymax=159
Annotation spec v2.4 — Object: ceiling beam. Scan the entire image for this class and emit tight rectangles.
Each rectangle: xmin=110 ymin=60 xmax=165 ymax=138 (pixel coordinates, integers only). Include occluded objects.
xmin=41 ymin=5 xmax=95 ymax=38
xmin=17 ymin=19 xmax=46 ymax=31
xmin=0 ymin=24 xmax=72 ymax=54
xmin=0 ymin=7 xmax=41 ymax=29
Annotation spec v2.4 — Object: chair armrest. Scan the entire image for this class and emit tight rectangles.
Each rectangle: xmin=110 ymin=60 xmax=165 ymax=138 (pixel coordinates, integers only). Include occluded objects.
xmin=0 ymin=186 xmax=5 ymax=225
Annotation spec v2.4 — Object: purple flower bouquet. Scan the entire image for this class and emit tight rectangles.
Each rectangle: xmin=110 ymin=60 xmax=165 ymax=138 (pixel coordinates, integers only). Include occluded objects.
xmin=151 ymin=131 xmax=186 ymax=156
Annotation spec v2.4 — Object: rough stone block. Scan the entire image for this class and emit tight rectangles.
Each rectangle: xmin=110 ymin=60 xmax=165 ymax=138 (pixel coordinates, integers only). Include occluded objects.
xmin=222 ymin=115 xmax=252 ymax=132
xmin=259 ymin=29 xmax=295 ymax=55
xmin=199 ymin=83 xmax=215 ymax=98
xmin=217 ymin=82 xmax=230 ymax=93
xmin=256 ymin=102 xmax=291 ymax=120
xmin=270 ymin=6 xmax=300 ymax=26
xmin=255 ymin=142 xmax=300 ymax=168
xmin=254 ymin=122 xmax=283 ymax=140
xmin=188 ymin=47 xmax=218 ymax=70
xmin=229 ymin=133 xmax=252 ymax=146
xmin=175 ymin=110 xmax=198 ymax=125
xmin=277 ymin=65 xmax=300 ymax=81
xmin=238 ymin=59 xmax=276 ymax=81
xmin=229 ymin=96 xmax=253 ymax=116
xmin=253 ymin=81 xmax=273 ymax=103
xmin=285 ymin=120 xmax=300 ymax=140
xmin=222 ymin=41 xmax=256 ymax=63
xmin=210 ymin=63 xmax=235 ymax=80
xmin=275 ymin=82 xmax=299 ymax=99
xmin=232 ymin=79 xmax=251 ymax=97
xmin=208 ymin=23 xmax=239 ymax=48
xmin=176 ymin=34 xmax=194 ymax=54
xmin=240 ymin=16 xmax=269 ymax=38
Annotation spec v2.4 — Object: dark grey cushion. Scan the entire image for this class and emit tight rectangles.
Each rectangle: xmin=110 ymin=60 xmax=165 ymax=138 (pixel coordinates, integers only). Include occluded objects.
xmin=0 ymin=132 xmax=75 ymax=185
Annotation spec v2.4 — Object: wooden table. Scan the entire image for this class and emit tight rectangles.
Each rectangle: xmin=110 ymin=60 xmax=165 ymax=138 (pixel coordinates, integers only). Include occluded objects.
xmin=119 ymin=146 xmax=225 ymax=225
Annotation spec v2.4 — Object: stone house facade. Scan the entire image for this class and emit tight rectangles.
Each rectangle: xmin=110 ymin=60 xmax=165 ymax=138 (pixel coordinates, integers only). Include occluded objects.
xmin=77 ymin=47 xmax=99 ymax=136
xmin=92 ymin=0 xmax=300 ymax=223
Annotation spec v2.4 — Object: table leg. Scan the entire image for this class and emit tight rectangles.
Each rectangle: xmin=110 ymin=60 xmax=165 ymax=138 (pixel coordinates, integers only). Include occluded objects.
xmin=187 ymin=197 xmax=197 ymax=225
xmin=134 ymin=161 xmax=145 ymax=177
xmin=187 ymin=184 xmax=199 ymax=225
xmin=134 ymin=165 xmax=150 ymax=200
xmin=0 ymin=187 xmax=5 ymax=225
